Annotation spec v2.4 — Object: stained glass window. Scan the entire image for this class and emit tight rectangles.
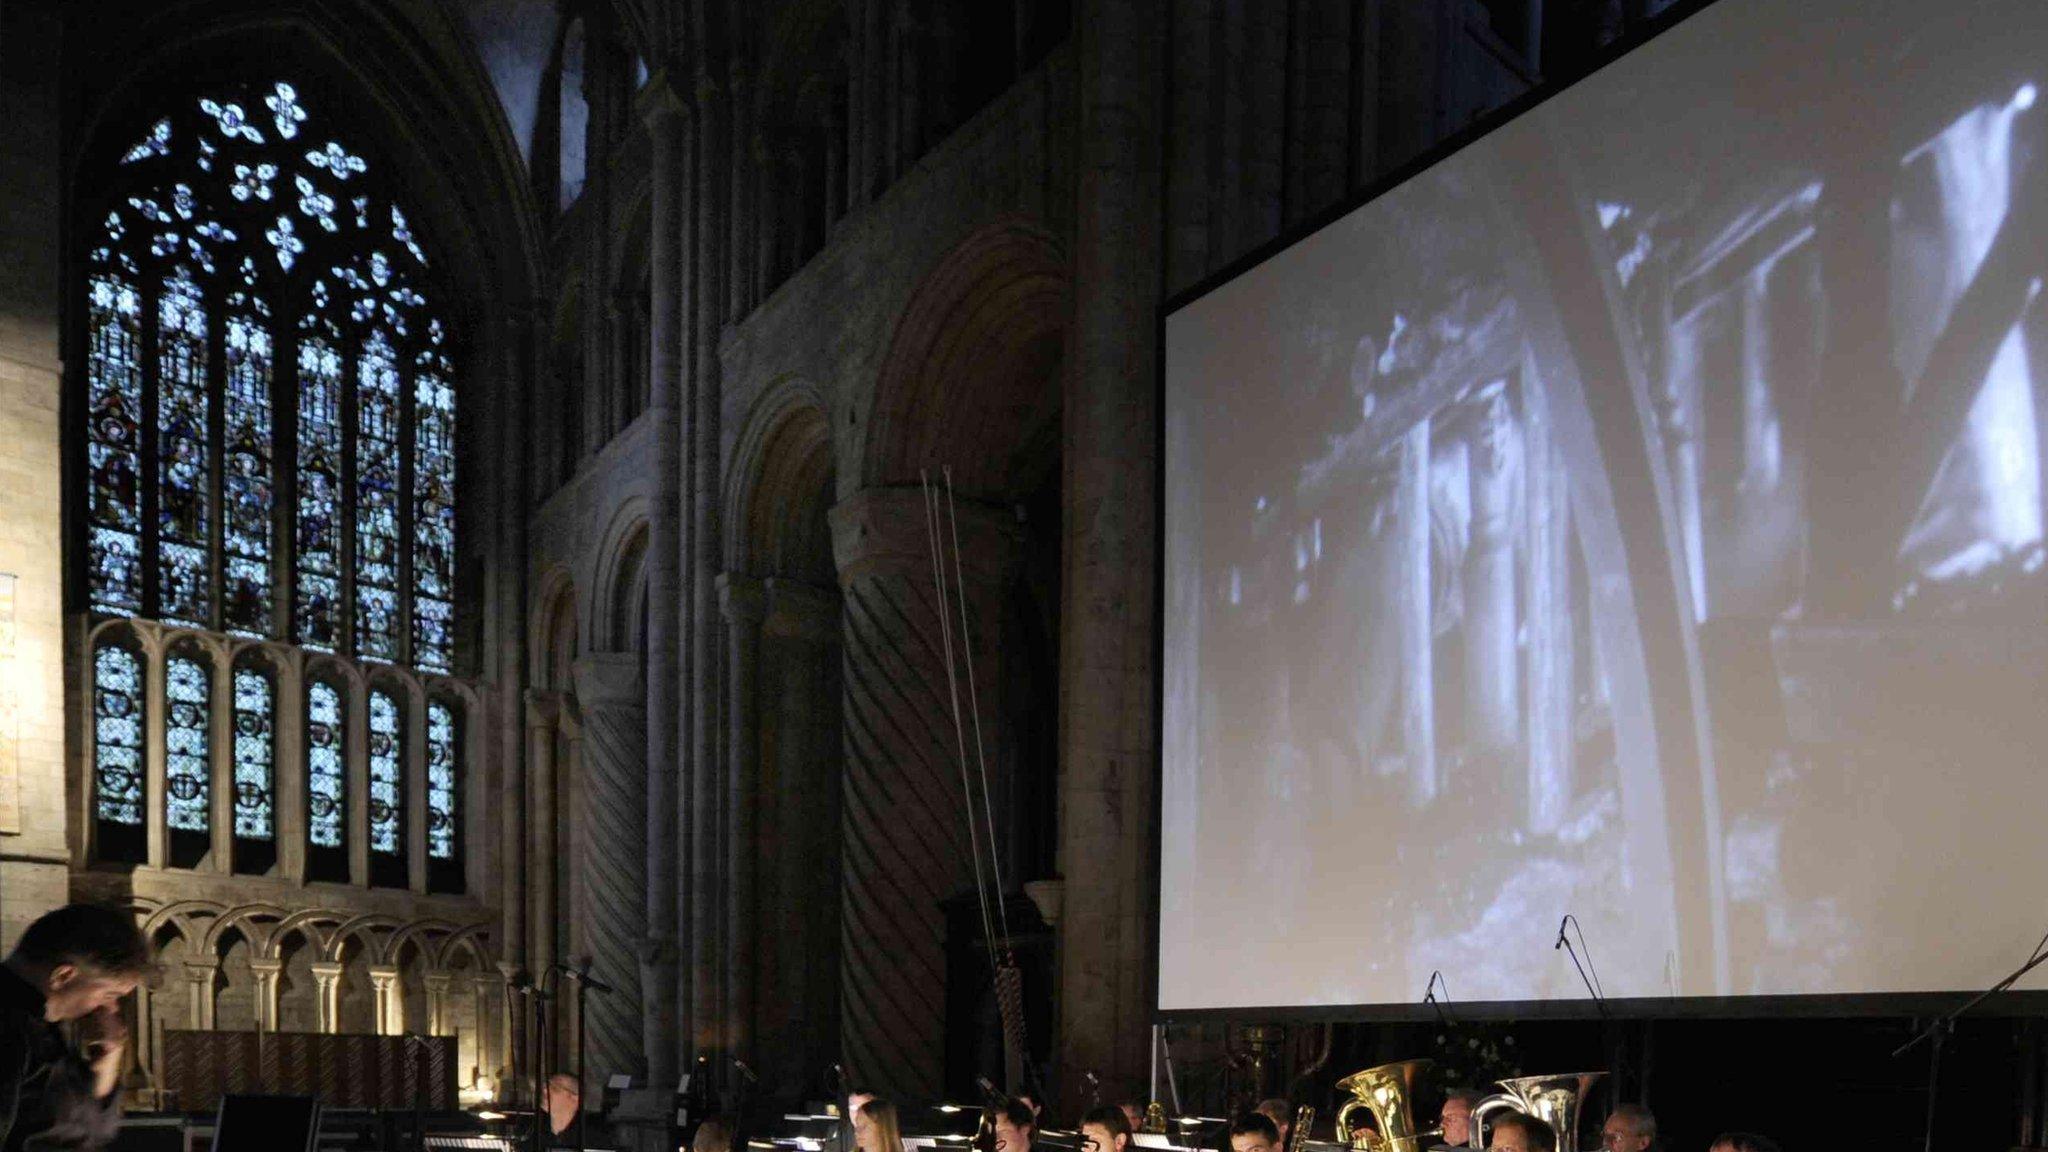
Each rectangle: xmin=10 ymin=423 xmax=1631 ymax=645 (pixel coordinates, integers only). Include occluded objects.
xmin=355 ymin=332 xmax=402 ymax=662
xmin=86 ymin=259 xmax=144 ymax=615
xmin=296 ymin=319 xmax=344 ymax=650
xmin=92 ymin=645 xmax=145 ymax=826
xmin=156 ymin=269 xmax=211 ymax=628
xmin=367 ymin=688 xmax=402 ymax=857
xmin=426 ymin=700 xmax=457 ymax=861
xmin=413 ymin=343 xmax=456 ymax=672
xmin=164 ymin=655 xmax=210 ymax=833
xmin=223 ymin=271 xmax=274 ymax=637
xmin=84 ymin=79 xmax=457 ymax=671
xmin=306 ymin=680 xmax=345 ymax=849
xmin=232 ymin=666 xmax=275 ymax=841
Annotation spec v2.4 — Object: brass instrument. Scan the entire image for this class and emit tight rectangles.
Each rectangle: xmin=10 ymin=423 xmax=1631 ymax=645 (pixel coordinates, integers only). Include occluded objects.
xmin=1465 ymin=1073 xmax=1604 ymax=1151
xmin=1284 ymin=1105 xmax=1315 ymax=1152
xmin=1330 ymin=1060 xmax=1438 ymax=1152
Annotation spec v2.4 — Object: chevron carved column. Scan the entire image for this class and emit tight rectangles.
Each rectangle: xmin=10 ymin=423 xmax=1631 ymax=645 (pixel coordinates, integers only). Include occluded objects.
xmin=571 ymin=654 xmax=650 ymax=1085
xmin=830 ymin=486 xmax=1020 ymax=1100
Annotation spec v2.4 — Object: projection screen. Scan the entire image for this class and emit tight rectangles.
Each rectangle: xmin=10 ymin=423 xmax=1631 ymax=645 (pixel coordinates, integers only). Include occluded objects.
xmin=1160 ymin=0 xmax=2048 ymax=1012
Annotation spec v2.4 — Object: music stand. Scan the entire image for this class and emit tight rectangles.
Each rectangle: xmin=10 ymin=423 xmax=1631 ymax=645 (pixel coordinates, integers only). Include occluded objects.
xmin=210 ymin=1094 xmax=321 ymax=1152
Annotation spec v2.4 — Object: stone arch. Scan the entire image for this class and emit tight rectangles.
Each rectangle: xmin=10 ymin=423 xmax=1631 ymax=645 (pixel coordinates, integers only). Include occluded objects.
xmin=591 ymin=498 xmax=651 ymax=651
xmin=861 ymin=218 xmax=1070 ymax=500
xmin=727 ymin=377 xmax=837 ymax=582
xmin=532 ymin=567 xmax=581 ymax=690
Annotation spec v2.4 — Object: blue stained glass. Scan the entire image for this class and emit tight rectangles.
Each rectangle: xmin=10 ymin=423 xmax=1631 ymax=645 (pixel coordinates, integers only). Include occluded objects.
xmin=93 ymin=646 xmax=144 ymax=825
xmin=306 ymin=680 xmax=345 ymax=848
xmin=266 ymin=82 xmax=306 ymax=140
xmin=224 ymin=310 xmax=274 ymax=636
xmin=367 ymin=689 xmax=402 ymax=856
xmin=354 ymin=331 xmax=402 ymax=661
xmin=307 ymin=141 xmax=366 ymax=179
xmin=86 ymin=272 xmax=144 ymax=614
xmin=296 ymin=333 xmax=343 ymax=650
xmin=165 ymin=656 xmax=210 ymax=833
xmin=412 ymin=366 xmax=456 ymax=672
xmin=232 ymin=667 xmax=275 ymax=840
xmin=426 ymin=701 xmax=457 ymax=860
xmin=199 ymin=97 xmax=265 ymax=143
xmin=121 ymin=119 xmax=171 ymax=164
xmin=157 ymin=269 xmax=211 ymax=627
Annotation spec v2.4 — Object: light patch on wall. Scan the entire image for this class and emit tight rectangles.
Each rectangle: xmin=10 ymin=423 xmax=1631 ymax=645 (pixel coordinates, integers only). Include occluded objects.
xmin=0 ymin=573 xmax=18 ymax=833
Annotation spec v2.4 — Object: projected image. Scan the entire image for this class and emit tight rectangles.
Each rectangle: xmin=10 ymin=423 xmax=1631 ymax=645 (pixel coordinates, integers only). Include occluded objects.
xmin=1161 ymin=0 xmax=2048 ymax=1010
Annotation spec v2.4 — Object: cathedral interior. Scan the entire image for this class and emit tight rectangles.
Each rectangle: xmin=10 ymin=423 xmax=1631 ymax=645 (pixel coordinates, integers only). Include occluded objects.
xmin=2 ymin=1 xmax=2047 ymax=1149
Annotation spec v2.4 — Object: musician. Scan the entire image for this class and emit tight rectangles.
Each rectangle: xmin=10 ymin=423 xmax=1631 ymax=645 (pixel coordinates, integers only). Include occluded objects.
xmin=1484 ymin=1113 xmax=1554 ymax=1152
xmin=1079 ymin=1105 xmax=1133 ymax=1152
xmin=1598 ymin=1105 xmax=1655 ymax=1152
xmin=1114 ymin=1099 xmax=1145 ymax=1134
xmin=1431 ymin=1089 xmax=1482 ymax=1150
xmin=1255 ymin=1099 xmax=1292 ymax=1147
xmin=543 ymin=1072 xmax=581 ymax=1140
xmin=1706 ymin=1134 xmax=1778 ymax=1152
xmin=988 ymin=1097 xmax=1037 ymax=1152
xmin=0 ymin=903 xmax=150 ymax=1152
xmin=855 ymin=1099 xmax=907 ymax=1152
xmin=1227 ymin=1111 xmax=1281 ymax=1152
xmin=696 ymin=1115 xmax=738 ymax=1152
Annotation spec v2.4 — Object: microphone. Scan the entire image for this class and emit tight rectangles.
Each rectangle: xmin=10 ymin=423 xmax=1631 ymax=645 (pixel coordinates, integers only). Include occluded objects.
xmin=976 ymin=1076 xmax=1003 ymax=1106
xmin=732 ymin=1058 xmax=759 ymax=1085
xmin=1555 ymin=914 xmax=1609 ymax=1019
xmin=508 ymin=968 xmax=536 ymax=992
xmin=1423 ymin=970 xmax=1452 ymax=1026
xmin=561 ymin=961 xmax=617 ymax=995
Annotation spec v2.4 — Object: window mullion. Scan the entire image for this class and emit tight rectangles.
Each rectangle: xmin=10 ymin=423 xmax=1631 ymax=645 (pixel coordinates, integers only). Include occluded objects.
xmin=206 ymin=280 xmax=227 ymax=634
xmin=398 ymin=351 xmax=417 ymax=669
xmin=340 ymin=333 xmax=359 ymax=661
xmin=140 ymin=280 xmax=162 ymax=620
xmin=275 ymin=317 xmax=299 ymax=643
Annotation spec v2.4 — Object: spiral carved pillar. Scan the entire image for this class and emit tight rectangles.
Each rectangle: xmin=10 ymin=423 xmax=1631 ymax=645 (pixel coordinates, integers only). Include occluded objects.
xmin=831 ymin=487 xmax=1020 ymax=1100
xmin=571 ymin=654 xmax=650 ymax=1085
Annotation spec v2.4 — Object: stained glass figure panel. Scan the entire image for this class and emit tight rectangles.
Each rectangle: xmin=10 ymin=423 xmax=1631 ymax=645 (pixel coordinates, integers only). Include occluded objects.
xmin=164 ymin=655 xmax=210 ymax=833
xmin=157 ymin=269 xmax=212 ymax=627
xmin=355 ymin=331 xmax=402 ymax=662
xmin=224 ymin=306 xmax=274 ymax=636
xmin=413 ymin=363 xmax=456 ymax=672
xmin=93 ymin=645 xmax=144 ymax=825
xmin=367 ymin=688 xmax=402 ymax=856
xmin=86 ymin=271 xmax=145 ymax=615
xmin=233 ymin=667 xmax=275 ymax=841
xmin=296 ymin=333 xmax=344 ymax=650
xmin=426 ymin=701 xmax=457 ymax=861
xmin=306 ymin=680 xmax=345 ymax=849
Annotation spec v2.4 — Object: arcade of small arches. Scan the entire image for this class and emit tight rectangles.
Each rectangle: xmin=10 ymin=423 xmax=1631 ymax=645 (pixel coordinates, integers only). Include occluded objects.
xmin=129 ymin=899 xmax=502 ymax=1095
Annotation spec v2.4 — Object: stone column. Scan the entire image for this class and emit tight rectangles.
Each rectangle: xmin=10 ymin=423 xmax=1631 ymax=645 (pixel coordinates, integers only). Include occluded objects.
xmin=423 ymin=972 xmax=453 ymax=1036
xmin=832 ymin=487 xmax=1020 ymax=1099
xmin=525 ymin=691 xmax=561 ymax=977
xmin=729 ymin=66 xmax=756 ymax=321
xmin=276 ymin=649 xmax=308 ymax=883
xmin=311 ymin=961 xmax=345 ymax=1034
xmin=143 ymin=628 xmax=168 ymax=869
xmin=249 ymin=957 xmax=284 ymax=1032
xmin=640 ymin=80 xmax=687 ymax=1094
xmin=718 ymin=576 xmax=765 ymax=1061
xmin=571 ymin=653 xmax=650 ymax=1084
xmin=495 ymin=961 xmax=522 ymax=1092
xmin=209 ymin=643 xmax=233 ymax=870
xmin=1060 ymin=0 xmax=1166 ymax=1107
xmin=183 ymin=959 xmax=218 ymax=1030
xmin=1464 ymin=388 xmax=1520 ymax=759
xmin=369 ymin=965 xmax=403 ymax=1035
xmin=687 ymin=66 xmax=731 ymax=1070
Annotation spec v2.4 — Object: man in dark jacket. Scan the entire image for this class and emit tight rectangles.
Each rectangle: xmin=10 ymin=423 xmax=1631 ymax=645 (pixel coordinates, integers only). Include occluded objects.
xmin=0 ymin=904 xmax=150 ymax=1151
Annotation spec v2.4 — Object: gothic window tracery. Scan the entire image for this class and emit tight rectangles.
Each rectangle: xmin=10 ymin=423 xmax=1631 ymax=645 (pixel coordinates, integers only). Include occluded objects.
xmin=81 ymin=81 xmax=467 ymax=884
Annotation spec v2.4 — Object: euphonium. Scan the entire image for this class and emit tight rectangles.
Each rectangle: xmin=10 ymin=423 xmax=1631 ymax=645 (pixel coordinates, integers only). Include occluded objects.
xmin=1331 ymin=1059 xmax=1437 ymax=1152
xmin=1465 ymin=1072 xmax=1604 ymax=1151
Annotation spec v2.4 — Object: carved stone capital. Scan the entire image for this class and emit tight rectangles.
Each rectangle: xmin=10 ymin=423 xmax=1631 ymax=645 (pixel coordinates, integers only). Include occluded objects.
xmin=573 ymin=653 xmax=646 ymax=712
xmin=829 ymin=486 xmax=1022 ymax=587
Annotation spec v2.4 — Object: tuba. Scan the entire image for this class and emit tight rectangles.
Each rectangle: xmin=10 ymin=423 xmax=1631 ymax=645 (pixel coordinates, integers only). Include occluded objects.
xmin=1331 ymin=1060 xmax=1437 ymax=1152
xmin=1465 ymin=1072 xmax=1604 ymax=1151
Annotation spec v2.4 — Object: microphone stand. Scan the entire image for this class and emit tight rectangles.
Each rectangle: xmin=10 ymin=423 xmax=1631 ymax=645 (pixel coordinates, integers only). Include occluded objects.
xmin=1891 ymin=944 xmax=2048 ymax=1152
xmin=530 ymin=973 xmax=554 ymax=1152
